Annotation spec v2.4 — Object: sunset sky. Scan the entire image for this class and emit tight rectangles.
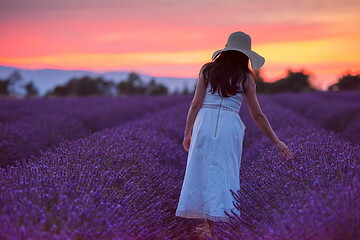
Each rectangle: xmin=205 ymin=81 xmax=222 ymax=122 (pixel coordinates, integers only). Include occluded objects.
xmin=0 ymin=0 xmax=359 ymax=90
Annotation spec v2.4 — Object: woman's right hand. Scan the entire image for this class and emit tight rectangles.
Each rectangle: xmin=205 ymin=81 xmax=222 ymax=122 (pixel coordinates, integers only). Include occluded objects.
xmin=183 ymin=135 xmax=191 ymax=153
xmin=275 ymin=140 xmax=294 ymax=159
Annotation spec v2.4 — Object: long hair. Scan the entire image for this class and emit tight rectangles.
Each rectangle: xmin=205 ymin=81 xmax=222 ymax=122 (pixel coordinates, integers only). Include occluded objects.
xmin=200 ymin=50 xmax=255 ymax=97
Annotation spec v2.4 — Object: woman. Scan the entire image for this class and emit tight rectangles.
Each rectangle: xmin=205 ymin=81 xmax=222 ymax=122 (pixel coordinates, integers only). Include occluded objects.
xmin=175 ymin=32 xmax=294 ymax=238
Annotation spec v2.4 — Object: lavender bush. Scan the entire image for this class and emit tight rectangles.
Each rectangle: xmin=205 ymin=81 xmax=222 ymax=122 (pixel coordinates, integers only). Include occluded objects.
xmin=0 ymin=100 xmax=202 ymax=239
xmin=0 ymin=95 xmax=188 ymax=167
xmin=0 ymin=96 xmax=185 ymax=124
xmin=269 ymin=91 xmax=360 ymax=144
xmin=215 ymin=98 xmax=360 ymax=239
xmin=342 ymin=112 xmax=360 ymax=144
xmin=0 ymin=91 xmax=359 ymax=239
xmin=311 ymin=90 xmax=360 ymax=103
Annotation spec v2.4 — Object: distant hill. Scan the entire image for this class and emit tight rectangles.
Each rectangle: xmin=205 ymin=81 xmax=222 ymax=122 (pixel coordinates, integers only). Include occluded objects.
xmin=0 ymin=65 xmax=197 ymax=96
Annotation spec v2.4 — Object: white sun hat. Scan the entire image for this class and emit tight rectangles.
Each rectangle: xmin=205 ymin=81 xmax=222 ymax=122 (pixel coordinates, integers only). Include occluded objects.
xmin=212 ymin=31 xmax=265 ymax=70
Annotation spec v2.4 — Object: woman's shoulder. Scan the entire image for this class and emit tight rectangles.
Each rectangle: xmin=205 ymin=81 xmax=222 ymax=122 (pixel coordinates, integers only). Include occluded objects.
xmin=242 ymin=73 xmax=257 ymax=95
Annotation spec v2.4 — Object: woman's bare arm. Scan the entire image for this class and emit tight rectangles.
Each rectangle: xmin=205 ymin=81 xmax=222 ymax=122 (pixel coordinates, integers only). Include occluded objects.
xmin=244 ymin=74 xmax=294 ymax=158
xmin=182 ymin=70 xmax=206 ymax=152
xmin=184 ymin=72 xmax=206 ymax=136
xmin=244 ymin=74 xmax=280 ymax=144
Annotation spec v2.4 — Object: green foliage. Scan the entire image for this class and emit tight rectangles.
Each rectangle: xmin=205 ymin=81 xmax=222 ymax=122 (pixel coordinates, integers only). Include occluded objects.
xmin=177 ymin=82 xmax=195 ymax=96
xmin=254 ymin=69 xmax=268 ymax=93
xmin=7 ymin=70 xmax=23 ymax=97
xmin=172 ymin=88 xmax=181 ymax=95
xmin=117 ymin=73 xmax=168 ymax=96
xmin=117 ymin=73 xmax=146 ymax=95
xmin=328 ymin=73 xmax=360 ymax=91
xmin=46 ymin=72 xmax=169 ymax=97
xmin=256 ymin=69 xmax=315 ymax=94
xmin=181 ymin=84 xmax=191 ymax=95
xmin=45 ymin=75 xmax=116 ymax=97
xmin=0 ymin=78 xmax=10 ymax=96
xmin=144 ymin=79 xmax=168 ymax=95
xmin=24 ymin=81 xmax=39 ymax=98
xmin=0 ymin=70 xmax=21 ymax=96
xmin=0 ymin=70 xmax=37 ymax=98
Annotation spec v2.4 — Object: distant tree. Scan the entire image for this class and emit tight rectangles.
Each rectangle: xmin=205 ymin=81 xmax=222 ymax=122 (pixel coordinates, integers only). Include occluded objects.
xmin=73 ymin=76 xmax=103 ymax=96
xmin=0 ymin=70 xmax=25 ymax=97
xmin=280 ymin=70 xmax=314 ymax=92
xmin=117 ymin=72 xmax=146 ymax=95
xmin=173 ymin=87 xmax=181 ymax=95
xmin=7 ymin=69 xmax=25 ymax=97
xmin=253 ymin=69 xmax=271 ymax=94
xmin=181 ymin=84 xmax=191 ymax=95
xmin=46 ymin=73 xmax=169 ymax=97
xmin=259 ymin=69 xmax=314 ymax=94
xmin=145 ymin=78 xmax=168 ymax=95
xmin=328 ymin=73 xmax=360 ymax=91
xmin=45 ymin=75 xmax=114 ymax=97
xmin=50 ymin=85 xmax=69 ymax=97
xmin=7 ymin=70 xmax=23 ymax=97
xmin=95 ymin=78 xmax=116 ymax=96
xmin=24 ymin=81 xmax=39 ymax=98
xmin=0 ymin=78 xmax=10 ymax=96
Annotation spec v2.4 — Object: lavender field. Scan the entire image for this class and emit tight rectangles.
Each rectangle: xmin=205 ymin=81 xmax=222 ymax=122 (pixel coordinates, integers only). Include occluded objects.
xmin=0 ymin=91 xmax=359 ymax=240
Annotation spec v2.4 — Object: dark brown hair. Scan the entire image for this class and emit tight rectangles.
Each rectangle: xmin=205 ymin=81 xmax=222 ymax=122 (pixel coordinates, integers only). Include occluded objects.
xmin=200 ymin=50 xmax=255 ymax=97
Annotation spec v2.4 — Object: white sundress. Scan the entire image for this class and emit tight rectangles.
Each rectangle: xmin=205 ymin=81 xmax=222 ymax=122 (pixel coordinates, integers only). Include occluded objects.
xmin=175 ymin=82 xmax=246 ymax=222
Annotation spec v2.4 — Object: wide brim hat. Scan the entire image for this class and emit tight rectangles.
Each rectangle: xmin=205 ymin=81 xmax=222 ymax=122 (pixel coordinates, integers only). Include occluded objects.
xmin=212 ymin=31 xmax=265 ymax=70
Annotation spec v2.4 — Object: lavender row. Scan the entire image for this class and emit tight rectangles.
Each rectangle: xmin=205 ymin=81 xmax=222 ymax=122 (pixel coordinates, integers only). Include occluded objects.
xmin=310 ymin=89 xmax=360 ymax=103
xmin=0 ymin=96 xmax=122 ymax=123
xmin=0 ymin=95 xmax=187 ymax=127
xmin=215 ymin=97 xmax=360 ymax=239
xmin=268 ymin=92 xmax=360 ymax=144
xmin=1 ymin=94 xmax=359 ymax=239
xmin=0 ymin=100 xmax=205 ymax=239
xmin=0 ymin=95 xmax=189 ymax=168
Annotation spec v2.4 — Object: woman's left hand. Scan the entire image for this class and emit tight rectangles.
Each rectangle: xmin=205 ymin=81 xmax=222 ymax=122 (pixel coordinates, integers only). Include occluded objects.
xmin=183 ymin=135 xmax=191 ymax=152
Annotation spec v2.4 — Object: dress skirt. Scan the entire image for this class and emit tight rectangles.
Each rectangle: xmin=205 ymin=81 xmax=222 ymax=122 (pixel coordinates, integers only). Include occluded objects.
xmin=175 ymin=105 xmax=246 ymax=222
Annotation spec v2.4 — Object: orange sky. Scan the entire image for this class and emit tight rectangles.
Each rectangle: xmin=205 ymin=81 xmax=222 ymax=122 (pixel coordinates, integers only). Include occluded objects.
xmin=0 ymin=0 xmax=359 ymax=90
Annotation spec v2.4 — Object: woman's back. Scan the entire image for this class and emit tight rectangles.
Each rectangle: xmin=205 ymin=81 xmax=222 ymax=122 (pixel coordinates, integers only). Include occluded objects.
xmin=202 ymin=81 xmax=245 ymax=113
